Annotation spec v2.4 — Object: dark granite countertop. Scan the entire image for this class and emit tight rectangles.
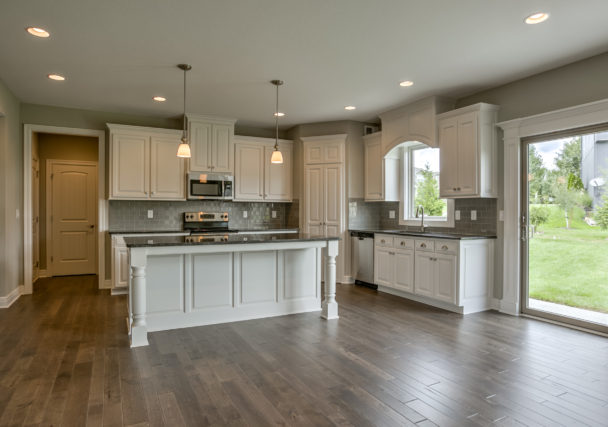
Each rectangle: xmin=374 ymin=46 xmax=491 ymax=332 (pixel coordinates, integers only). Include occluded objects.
xmin=349 ymin=229 xmax=496 ymax=240
xmin=109 ymin=228 xmax=299 ymax=235
xmin=124 ymin=233 xmax=339 ymax=248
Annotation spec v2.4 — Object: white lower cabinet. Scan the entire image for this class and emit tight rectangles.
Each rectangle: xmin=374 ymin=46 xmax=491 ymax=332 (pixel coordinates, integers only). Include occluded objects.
xmin=374 ymin=233 xmax=493 ymax=314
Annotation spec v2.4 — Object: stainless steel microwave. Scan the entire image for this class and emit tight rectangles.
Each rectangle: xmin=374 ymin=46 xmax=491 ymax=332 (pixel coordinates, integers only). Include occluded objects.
xmin=187 ymin=172 xmax=233 ymax=200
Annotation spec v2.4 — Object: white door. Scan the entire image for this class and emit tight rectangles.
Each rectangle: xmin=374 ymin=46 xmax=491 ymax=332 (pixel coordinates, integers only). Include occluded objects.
xmin=414 ymin=252 xmax=435 ymax=297
xmin=150 ymin=136 xmax=185 ymax=199
xmin=32 ymin=159 xmax=40 ymax=278
xmin=304 ymin=165 xmax=323 ymax=235
xmin=438 ymin=117 xmax=458 ymax=197
xmin=234 ymin=143 xmax=264 ymax=200
xmin=394 ymin=249 xmax=414 ymax=292
xmin=111 ymin=133 xmax=149 ymax=199
xmin=456 ymin=113 xmax=478 ymax=196
xmin=50 ymin=161 xmax=97 ymax=276
xmin=434 ymin=253 xmax=457 ymax=303
xmin=323 ymin=164 xmax=343 ymax=237
xmin=264 ymin=143 xmax=292 ymax=201
xmin=211 ymin=124 xmax=232 ymax=172
xmin=374 ymin=247 xmax=393 ymax=287
xmin=189 ymin=121 xmax=212 ymax=171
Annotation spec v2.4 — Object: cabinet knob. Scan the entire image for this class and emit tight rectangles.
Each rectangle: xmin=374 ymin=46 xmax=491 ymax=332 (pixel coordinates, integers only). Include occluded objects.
xmin=381 ymin=239 xmax=385 ymax=243
xmin=441 ymin=245 xmax=448 ymax=250
xmin=420 ymin=243 xmax=426 ymax=248
xmin=389 ymin=252 xmax=395 ymax=255
xmin=400 ymin=241 xmax=405 ymax=246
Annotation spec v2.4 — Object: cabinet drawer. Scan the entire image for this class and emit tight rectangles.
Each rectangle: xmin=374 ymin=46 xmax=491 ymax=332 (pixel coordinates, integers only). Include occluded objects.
xmin=375 ymin=235 xmax=394 ymax=247
xmin=435 ymin=240 xmax=458 ymax=255
xmin=394 ymin=237 xmax=415 ymax=250
xmin=415 ymin=239 xmax=434 ymax=252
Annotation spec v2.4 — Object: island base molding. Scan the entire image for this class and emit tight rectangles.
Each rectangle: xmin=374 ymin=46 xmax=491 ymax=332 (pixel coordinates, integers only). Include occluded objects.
xmin=129 ymin=239 xmax=339 ymax=347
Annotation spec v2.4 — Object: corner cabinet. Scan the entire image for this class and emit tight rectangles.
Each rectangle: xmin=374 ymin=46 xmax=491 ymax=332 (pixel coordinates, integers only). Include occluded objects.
xmin=437 ymin=103 xmax=499 ymax=198
xmin=374 ymin=233 xmax=494 ymax=314
xmin=363 ymin=132 xmax=399 ymax=201
xmin=108 ymin=124 xmax=185 ymax=200
xmin=187 ymin=115 xmax=236 ymax=173
xmin=233 ymin=136 xmax=293 ymax=202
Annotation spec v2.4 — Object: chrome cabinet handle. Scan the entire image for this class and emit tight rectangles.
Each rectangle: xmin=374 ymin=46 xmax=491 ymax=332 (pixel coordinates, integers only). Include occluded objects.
xmin=381 ymin=239 xmax=386 ymax=243
xmin=400 ymin=241 xmax=405 ymax=246
xmin=389 ymin=252 xmax=395 ymax=255
xmin=441 ymin=245 xmax=448 ymax=250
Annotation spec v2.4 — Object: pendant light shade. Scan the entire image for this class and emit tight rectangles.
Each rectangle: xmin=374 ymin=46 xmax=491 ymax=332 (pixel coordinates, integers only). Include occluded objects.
xmin=271 ymin=79 xmax=284 ymax=164
xmin=176 ymin=64 xmax=192 ymax=158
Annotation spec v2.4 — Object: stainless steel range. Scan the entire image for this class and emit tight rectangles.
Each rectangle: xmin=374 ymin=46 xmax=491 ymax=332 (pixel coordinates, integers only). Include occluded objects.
xmin=183 ymin=211 xmax=238 ymax=235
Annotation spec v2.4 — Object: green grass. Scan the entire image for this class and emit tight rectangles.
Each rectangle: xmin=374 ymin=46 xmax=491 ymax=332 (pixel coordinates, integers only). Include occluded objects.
xmin=529 ymin=204 xmax=608 ymax=313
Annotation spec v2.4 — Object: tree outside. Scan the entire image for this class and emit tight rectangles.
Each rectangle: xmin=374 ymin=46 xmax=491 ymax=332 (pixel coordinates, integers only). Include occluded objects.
xmin=414 ymin=163 xmax=446 ymax=216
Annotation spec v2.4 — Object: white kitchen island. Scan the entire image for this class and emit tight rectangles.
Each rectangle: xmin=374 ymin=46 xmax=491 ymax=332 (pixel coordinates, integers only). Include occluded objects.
xmin=125 ymin=233 xmax=339 ymax=347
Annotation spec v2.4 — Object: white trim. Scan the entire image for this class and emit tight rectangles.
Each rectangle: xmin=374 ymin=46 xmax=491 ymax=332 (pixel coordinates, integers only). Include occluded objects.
xmin=23 ymin=125 xmax=107 ymax=294
xmin=300 ymin=133 xmax=348 ymax=142
xmin=496 ymin=98 xmax=608 ymax=316
xmin=102 ymin=279 xmax=112 ymax=289
xmin=0 ymin=287 xmax=21 ymax=308
xmin=37 ymin=269 xmax=49 ymax=279
xmin=521 ymin=314 xmax=608 ymax=338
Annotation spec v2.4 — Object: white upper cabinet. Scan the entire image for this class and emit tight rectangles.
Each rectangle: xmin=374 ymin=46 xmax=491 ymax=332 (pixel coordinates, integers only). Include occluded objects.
xmin=233 ymin=137 xmax=293 ymax=202
xmin=437 ymin=103 xmax=499 ymax=198
xmin=302 ymin=134 xmax=346 ymax=164
xmin=363 ymin=132 xmax=399 ymax=202
xmin=109 ymin=124 xmax=185 ymax=200
xmin=187 ymin=115 xmax=236 ymax=173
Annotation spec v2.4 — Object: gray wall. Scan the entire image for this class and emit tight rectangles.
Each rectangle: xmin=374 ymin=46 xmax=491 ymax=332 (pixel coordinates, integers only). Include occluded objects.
xmin=0 ymin=78 xmax=22 ymax=298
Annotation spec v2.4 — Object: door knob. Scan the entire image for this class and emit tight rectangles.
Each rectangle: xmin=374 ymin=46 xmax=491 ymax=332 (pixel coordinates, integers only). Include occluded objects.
xmin=90 ymin=225 xmax=95 ymax=229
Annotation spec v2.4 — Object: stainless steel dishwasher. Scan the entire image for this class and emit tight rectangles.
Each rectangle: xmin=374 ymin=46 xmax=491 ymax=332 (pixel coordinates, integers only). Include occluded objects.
xmin=350 ymin=231 xmax=376 ymax=289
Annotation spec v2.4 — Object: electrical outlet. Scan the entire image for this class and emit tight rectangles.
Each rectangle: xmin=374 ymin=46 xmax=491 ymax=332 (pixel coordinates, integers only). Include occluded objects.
xmin=243 ymin=211 xmax=248 ymax=218
xmin=389 ymin=210 xmax=395 ymax=219
xmin=147 ymin=209 xmax=153 ymax=219
xmin=471 ymin=210 xmax=477 ymax=221
xmin=271 ymin=210 xmax=277 ymax=219
xmin=455 ymin=210 xmax=461 ymax=220
xmin=499 ymin=210 xmax=504 ymax=221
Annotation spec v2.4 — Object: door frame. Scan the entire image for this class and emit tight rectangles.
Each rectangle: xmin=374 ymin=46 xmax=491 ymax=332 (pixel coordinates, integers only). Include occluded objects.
xmin=497 ymin=98 xmax=608 ymax=317
xmin=23 ymin=125 xmax=107 ymax=294
xmin=46 ymin=159 xmax=99 ymax=277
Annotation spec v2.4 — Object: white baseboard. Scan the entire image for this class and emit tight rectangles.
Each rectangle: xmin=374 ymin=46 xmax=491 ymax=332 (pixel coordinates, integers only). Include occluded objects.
xmin=490 ymin=297 xmax=500 ymax=310
xmin=38 ymin=269 xmax=49 ymax=279
xmin=111 ymin=288 xmax=128 ymax=296
xmin=499 ymin=299 xmax=520 ymax=316
xmin=0 ymin=287 xmax=21 ymax=308
xmin=378 ymin=286 xmax=465 ymax=314
xmin=100 ymin=279 xmax=112 ymax=290
xmin=342 ymin=275 xmax=354 ymax=284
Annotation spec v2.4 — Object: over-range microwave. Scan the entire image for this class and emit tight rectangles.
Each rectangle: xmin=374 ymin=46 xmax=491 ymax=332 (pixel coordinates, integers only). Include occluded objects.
xmin=187 ymin=172 xmax=233 ymax=200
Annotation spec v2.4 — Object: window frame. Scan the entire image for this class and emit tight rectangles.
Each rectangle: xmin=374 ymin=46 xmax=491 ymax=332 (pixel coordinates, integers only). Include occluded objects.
xmin=399 ymin=143 xmax=454 ymax=228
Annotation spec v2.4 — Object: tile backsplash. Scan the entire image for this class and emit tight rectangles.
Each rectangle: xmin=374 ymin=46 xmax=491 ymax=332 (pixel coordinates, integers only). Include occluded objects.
xmin=109 ymin=200 xmax=297 ymax=232
xmin=349 ymin=198 xmax=497 ymax=236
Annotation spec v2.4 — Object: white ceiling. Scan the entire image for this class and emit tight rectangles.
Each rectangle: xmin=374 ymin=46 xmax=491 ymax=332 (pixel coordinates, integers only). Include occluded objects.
xmin=1 ymin=0 xmax=608 ymax=129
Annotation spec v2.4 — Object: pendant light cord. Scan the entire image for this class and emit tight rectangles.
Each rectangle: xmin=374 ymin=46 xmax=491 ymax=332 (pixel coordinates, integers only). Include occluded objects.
xmin=275 ymin=82 xmax=279 ymax=149
xmin=182 ymin=67 xmax=187 ymax=141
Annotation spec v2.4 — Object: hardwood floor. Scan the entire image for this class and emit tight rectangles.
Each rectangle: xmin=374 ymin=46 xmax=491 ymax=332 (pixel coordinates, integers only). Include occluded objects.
xmin=0 ymin=276 xmax=607 ymax=426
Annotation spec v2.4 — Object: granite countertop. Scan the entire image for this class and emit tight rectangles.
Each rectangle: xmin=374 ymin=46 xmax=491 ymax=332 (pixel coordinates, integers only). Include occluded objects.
xmin=349 ymin=229 xmax=496 ymax=240
xmin=109 ymin=228 xmax=299 ymax=235
xmin=124 ymin=232 xmax=338 ymax=248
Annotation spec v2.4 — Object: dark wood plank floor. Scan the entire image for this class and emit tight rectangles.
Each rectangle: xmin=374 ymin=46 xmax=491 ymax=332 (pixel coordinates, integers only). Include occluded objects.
xmin=1 ymin=276 xmax=607 ymax=426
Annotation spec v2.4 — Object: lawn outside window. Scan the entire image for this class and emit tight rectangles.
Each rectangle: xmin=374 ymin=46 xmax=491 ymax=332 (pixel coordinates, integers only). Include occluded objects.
xmin=399 ymin=143 xmax=454 ymax=227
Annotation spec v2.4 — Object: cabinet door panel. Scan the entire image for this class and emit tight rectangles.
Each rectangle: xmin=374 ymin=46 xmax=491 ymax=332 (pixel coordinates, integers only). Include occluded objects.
xmin=414 ymin=252 xmax=434 ymax=297
xmin=150 ymin=136 xmax=185 ymax=199
xmin=234 ymin=144 xmax=264 ymax=200
xmin=394 ymin=249 xmax=414 ymax=292
xmin=374 ymin=247 xmax=393 ymax=287
xmin=304 ymin=166 xmax=323 ymax=230
xmin=438 ymin=118 xmax=458 ymax=198
xmin=324 ymin=164 xmax=343 ymax=233
xmin=189 ymin=122 xmax=212 ymax=171
xmin=111 ymin=133 xmax=149 ymax=199
xmin=212 ymin=124 xmax=232 ymax=172
xmin=264 ymin=143 xmax=292 ymax=201
xmin=457 ymin=113 xmax=478 ymax=196
xmin=435 ymin=253 xmax=457 ymax=304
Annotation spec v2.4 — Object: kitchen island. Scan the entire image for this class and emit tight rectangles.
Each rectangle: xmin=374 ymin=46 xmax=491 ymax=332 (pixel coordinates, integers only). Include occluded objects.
xmin=125 ymin=233 xmax=339 ymax=347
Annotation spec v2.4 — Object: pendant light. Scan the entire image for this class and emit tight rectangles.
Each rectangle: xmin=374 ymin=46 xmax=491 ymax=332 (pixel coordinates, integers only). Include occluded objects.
xmin=176 ymin=64 xmax=192 ymax=158
xmin=270 ymin=79 xmax=284 ymax=164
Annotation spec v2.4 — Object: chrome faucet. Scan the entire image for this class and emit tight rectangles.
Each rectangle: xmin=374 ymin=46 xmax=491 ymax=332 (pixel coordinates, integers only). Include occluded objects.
xmin=415 ymin=205 xmax=425 ymax=233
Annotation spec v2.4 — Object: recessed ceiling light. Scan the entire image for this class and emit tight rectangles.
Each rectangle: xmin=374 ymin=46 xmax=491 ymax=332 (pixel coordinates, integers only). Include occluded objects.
xmin=153 ymin=96 xmax=166 ymax=102
xmin=525 ymin=12 xmax=549 ymax=24
xmin=273 ymin=112 xmax=285 ymax=117
xmin=399 ymin=80 xmax=414 ymax=87
xmin=344 ymin=106 xmax=356 ymax=110
xmin=47 ymin=74 xmax=65 ymax=81
xmin=26 ymin=27 xmax=50 ymax=38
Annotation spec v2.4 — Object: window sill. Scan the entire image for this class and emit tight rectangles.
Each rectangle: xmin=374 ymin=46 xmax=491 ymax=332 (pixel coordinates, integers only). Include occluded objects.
xmin=399 ymin=218 xmax=455 ymax=228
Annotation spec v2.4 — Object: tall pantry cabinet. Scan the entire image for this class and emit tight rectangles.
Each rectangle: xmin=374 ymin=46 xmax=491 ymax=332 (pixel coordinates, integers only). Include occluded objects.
xmin=302 ymin=134 xmax=347 ymax=282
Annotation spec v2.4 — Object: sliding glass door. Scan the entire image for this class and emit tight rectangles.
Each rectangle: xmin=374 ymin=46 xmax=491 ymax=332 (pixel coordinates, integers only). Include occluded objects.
xmin=521 ymin=130 xmax=608 ymax=333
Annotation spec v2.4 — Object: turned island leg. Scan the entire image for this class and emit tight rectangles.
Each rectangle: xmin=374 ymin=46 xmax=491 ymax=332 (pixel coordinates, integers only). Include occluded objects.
xmin=322 ymin=240 xmax=339 ymax=320
xmin=130 ymin=249 xmax=149 ymax=347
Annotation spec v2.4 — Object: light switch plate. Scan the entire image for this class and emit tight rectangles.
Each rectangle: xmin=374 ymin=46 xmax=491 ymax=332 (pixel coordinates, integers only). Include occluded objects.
xmin=271 ymin=210 xmax=277 ymax=219
xmin=499 ymin=210 xmax=504 ymax=221
xmin=243 ymin=211 xmax=248 ymax=218
xmin=455 ymin=210 xmax=461 ymax=221
xmin=147 ymin=209 xmax=153 ymax=219
xmin=389 ymin=210 xmax=395 ymax=219
xmin=471 ymin=210 xmax=477 ymax=221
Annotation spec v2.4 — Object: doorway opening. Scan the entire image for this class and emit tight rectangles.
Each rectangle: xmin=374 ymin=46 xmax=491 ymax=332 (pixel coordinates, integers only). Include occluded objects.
xmin=522 ymin=128 xmax=608 ymax=332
